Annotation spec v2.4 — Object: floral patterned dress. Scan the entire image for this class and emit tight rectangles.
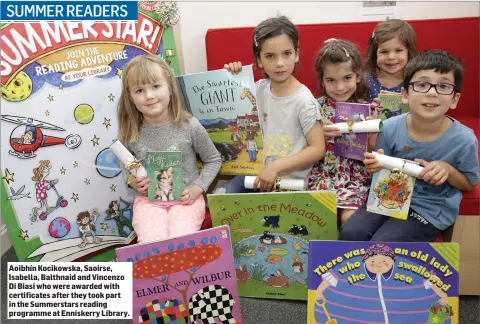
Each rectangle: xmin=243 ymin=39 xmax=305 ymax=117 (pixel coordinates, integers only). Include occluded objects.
xmin=308 ymin=96 xmax=371 ymax=209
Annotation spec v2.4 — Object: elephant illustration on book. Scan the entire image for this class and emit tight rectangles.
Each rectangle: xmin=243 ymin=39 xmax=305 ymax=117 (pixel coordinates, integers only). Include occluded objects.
xmin=138 ymin=298 xmax=188 ymax=323
xmin=189 ymin=284 xmax=237 ymax=324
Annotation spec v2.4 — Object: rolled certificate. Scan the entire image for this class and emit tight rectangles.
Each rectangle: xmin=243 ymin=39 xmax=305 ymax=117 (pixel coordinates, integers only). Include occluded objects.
xmin=109 ymin=139 xmax=147 ymax=180
xmin=372 ymin=152 xmax=424 ymax=177
xmin=244 ymin=176 xmax=305 ymax=191
xmin=325 ymin=119 xmax=383 ymax=133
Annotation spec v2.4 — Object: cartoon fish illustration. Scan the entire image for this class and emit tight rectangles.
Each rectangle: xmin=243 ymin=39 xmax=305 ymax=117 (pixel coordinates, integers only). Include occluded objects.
xmin=265 ymin=254 xmax=282 ymax=263
xmin=292 ymin=242 xmax=302 ymax=250
xmin=258 ymin=246 xmax=265 ymax=252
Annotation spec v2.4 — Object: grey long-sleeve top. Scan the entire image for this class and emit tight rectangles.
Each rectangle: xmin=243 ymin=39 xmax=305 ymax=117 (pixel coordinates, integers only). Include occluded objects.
xmin=122 ymin=117 xmax=221 ymax=196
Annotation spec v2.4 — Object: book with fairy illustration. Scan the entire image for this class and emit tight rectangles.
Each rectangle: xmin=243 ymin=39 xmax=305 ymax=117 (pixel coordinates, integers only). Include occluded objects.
xmin=307 ymin=241 xmax=459 ymax=324
xmin=176 ymin=65 xmax=263 ymax=176
xmin=334 ymin=102 xmax=371 ymax=161
xmin=379 ymin=92 xmax=409 ymax=121
xmin=366 ymin=162 xmax=417 ymax=220
xmin=146 ymin=151 xmax=183 ymax=206
xmin=208 ymin=191 xmax=337 ymax=300
xmin=116 ymin=225 xmax=243 ymax=324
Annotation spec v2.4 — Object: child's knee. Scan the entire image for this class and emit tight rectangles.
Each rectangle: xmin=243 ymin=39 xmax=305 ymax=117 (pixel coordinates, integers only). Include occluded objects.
xmin=339 ymin=209 xmax=355 ymax=225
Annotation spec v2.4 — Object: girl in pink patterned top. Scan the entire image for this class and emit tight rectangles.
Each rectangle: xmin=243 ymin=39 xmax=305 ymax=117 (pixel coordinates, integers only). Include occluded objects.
xmin=308 ymin=39 xmax=381 ymax=225
xmin=31 ymin=160 xmax=57 ymax=217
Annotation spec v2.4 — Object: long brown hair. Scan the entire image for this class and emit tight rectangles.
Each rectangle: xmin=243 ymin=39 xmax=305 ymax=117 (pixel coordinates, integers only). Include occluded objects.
xmin=32 ymin=160 xmax=50 ymax=181
xmin=117 ymin=55 xmax=190 ymax=142
xmin=366 ymin=19 xmax=417 ymax=76
xmin=315 ymin=39 xmax=369 ymax=101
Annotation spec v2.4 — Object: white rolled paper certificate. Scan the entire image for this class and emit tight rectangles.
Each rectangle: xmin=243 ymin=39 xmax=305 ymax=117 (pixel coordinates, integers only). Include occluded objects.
xmin=109 ymin=140 xmax=147 ymax=180
xmin=326 ymin=119 xmax=383 ymax=133
xmin=244 ymin=176 xmax=305 ymax=191
xmin=372 ymin=152 xmax=424 ymax=177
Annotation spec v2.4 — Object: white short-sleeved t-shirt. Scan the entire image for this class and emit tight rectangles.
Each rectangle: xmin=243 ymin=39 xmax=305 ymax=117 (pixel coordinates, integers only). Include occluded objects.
xmin=256 ymin=79 xmax=321 ymax=181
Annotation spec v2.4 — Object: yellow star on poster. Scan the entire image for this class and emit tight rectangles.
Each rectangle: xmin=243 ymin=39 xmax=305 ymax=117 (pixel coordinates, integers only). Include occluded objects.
xmin=60 ymin=167 xmax=66 ymax=174
xmin=100 ymin=223 xmax=108 ymax=231
xmin=19 ymin=229 xmax=29 ymax=240
xmin=45 ymin=110 xmax=50 ymax=116
xmin=84 ymin=178 xmax=90 ymax=185
xmin=103 ymin=118 xmax=111 ymax=129
xmin=110 ymin=184 xmax=116 ymax=192
xmin=3 ymin=169 xmax=14 ymax=184
xmin=431 ymin=316 xmax=439 ymax=324
xmin=71 ymin=193 xmax=79 ymax=202
xmin=73 ymin=161 xmax=79 ymax=168
xmin=47 ymin=94 xmax=54 ymax=101
xmin=108 ymin=93 xmax=115 ymax=102
xmin=115 ymin=67 xmax=123 ymax=78
xmin=111 ymin=228 xmax=116 ymax=233
xmin=58 ymin=83 xmax=64 ymax=90
xmin=91 ymin=135 xmax=100 ymax=146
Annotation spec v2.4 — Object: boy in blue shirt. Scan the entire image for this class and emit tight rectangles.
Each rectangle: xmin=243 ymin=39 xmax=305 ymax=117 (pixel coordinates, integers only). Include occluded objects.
xmin=340 ymin=49 xmax=479 ymax=242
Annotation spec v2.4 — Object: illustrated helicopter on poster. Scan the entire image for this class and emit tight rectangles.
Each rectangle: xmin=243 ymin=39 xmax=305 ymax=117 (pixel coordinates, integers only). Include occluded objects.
xmin=1 ymin=115 xmax=82 ymax=159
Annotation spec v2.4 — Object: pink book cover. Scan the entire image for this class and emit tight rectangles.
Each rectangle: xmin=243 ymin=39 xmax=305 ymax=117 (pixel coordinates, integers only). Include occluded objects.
xmin=116 ymin=226 xmax=243 ymax=324
xmin=334 ymin=102 xmax=371 ymax=161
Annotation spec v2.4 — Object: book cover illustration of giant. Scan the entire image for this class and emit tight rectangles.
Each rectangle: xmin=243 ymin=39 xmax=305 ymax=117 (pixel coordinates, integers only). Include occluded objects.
xmin=177 ymin=65 xmax=263 ymax=175
xmin=208 ymin=191 xmax=337 ymax=300
xmin=116 ymin=225 xmax=243 ymax=324
xmin=307 ymin=241 xmax=459 ymax=324
xmin=0 ymin=1 xmax=182 ymax=262
xmin=334 ymin=102 xmax=371 ymax=161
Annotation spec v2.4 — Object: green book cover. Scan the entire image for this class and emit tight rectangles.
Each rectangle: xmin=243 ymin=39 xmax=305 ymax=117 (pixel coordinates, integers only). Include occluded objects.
xmin=146 ymin=151 xmax=183 ymax=205
xmin=379 ymin=93 xmax=409 ymax=121
xmin=208 ymin=191 xmax=338 ymax=300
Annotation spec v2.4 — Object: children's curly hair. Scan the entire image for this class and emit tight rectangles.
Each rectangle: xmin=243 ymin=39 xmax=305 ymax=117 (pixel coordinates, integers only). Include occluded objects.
xmin=315 ymin=39 xmax=369 ymax=101
xmin=366 ymin=19 xmax=417 ymax=76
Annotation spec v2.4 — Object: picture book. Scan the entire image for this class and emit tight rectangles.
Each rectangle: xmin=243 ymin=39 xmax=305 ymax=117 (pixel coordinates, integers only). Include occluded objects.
xmin=146 ymin=151 xmax=183 ymax=206
xmin=208 ymin=191 xmax=338 ymax=300
xmin=0 ymin=2 xmax=182 ymax=262
xmin=176 ymin=65 xmax=263 ymax=176
xmin=334 ymin=102 xmax=371 ymax=161
xmin=116 ymin=225 xmax=243 ymax=324
xmin=366 ymin=164 xmax=416 ymax=220
xmin=307 ymin=241 xmax=459 ymax=324
xmin=379 ymin=92 xmax=409 ymax=121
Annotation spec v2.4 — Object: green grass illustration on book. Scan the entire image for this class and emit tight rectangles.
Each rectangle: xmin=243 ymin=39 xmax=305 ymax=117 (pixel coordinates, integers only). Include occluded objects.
xmin=147 ymin=151 xmax=183 ymax=206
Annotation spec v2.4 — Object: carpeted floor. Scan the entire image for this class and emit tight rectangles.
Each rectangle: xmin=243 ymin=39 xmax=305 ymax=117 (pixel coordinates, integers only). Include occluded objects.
xmin=1 ymin=246 xmax=479 ymax=323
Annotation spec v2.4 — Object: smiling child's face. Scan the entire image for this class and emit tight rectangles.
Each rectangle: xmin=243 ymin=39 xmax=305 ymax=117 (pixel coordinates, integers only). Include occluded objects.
xmin=365 ymin=254 xmax=394 ymax=274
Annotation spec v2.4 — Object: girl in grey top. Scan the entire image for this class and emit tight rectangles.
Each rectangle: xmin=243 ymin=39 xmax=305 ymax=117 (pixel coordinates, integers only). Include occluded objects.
xmin=117 ymin=55 xmax=221 ymax=243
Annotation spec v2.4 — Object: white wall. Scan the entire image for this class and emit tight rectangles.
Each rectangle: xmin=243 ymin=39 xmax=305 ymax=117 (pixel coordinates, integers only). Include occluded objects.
xmin=177 ymin=1 xmax=480 ymax=74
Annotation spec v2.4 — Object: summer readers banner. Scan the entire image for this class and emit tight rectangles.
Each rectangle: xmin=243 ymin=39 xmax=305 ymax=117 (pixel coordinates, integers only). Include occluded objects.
xmin=0 ymin=1 xmax=181 ymax=262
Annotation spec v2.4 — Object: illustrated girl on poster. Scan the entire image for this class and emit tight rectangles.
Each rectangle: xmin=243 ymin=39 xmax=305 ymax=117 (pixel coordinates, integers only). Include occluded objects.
xmin=31 ymin=160 xmax=58 ymax=218
xmin=315 ymin=244 xmax=452 ymax=324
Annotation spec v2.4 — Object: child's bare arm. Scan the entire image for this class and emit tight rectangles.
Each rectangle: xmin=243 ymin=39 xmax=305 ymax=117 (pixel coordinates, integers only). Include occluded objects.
xmin=416 ymin=159 xmax=475 ymax=191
